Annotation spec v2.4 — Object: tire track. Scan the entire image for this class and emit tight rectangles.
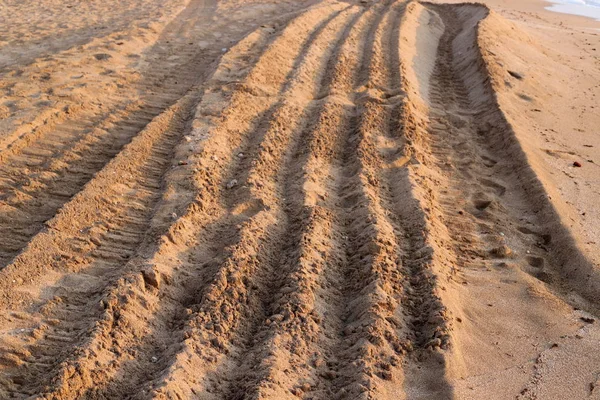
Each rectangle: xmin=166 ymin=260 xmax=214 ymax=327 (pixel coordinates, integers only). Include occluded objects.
xmin=388 ymin=4 xmax=455 ymax=398
xmin=213 ymin=8 xmax=367 ymax=400
xmin=216 ymin=2 xmax=446 ymax=398
xmin=326 ymin=2 xmax=450 ymax=398
xmin=209 ymin=2 xmax=415 ymax=399
xmin=6 ymin=4 xmax=353 ymax=399
xmin=139 ymin=5 xmax=363 ymax=399
xmin=0 ymin=0 xmax=239 ymax=271
xmin=148 ymin=8 xmax=360 ymax=398
xmin=17 ymin=8 xmax=331 ymax=398
xmin=420 ymin=4 xmax=487 ymax=275
xmin=324 ymin=4 xmax=409 ymax=398
xmin=0 ymin=3 xmax=290 ymax=396
xmin=35 ymin=21 xmax=288 ymax=398
xmin=211 ymin=6 xmax=379 ymax=400
xmin=423 ymin=0 xmax=599 ymax=317
xmin=5 ymin=0 xmax=589 ymax=398
xmin=424 ymin=2 xmax=570 ymax=294
xmin=0 ymin=92 xmax=199 ymax=399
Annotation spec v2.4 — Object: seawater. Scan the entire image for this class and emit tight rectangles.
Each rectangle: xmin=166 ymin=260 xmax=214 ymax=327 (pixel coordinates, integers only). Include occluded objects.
xmin=546 ymin=0 xmax=600 ymax=21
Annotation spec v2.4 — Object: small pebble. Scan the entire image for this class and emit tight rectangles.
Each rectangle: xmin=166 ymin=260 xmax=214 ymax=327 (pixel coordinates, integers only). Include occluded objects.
xmin=226 ymin=179 xmax=238 ymax=189
xmin=573 ymin=161 xmax=582 ymax=167
xmin=151 ymin=356 xmax=158 ymax=363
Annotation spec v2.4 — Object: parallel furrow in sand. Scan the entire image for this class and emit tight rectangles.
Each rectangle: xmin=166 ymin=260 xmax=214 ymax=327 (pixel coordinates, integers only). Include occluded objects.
xmin=211 ymin=6 xmax=375 ymax=400
xmin=0 ymin=0 xmax=233 ymax=270
xmin=0 ymin=74 xmax=201 ymax=270
xmin=3 ymin=4 xmax=353 ymax=399
xmin=143 ymin=6 xmax=364 ymax=399
xmin=0 ymin=92 xmax=199 ymax=398
xmin=206 ymin=2 xmax=425 ymax=399
xmin=324 ymin=4 xmax=408 ymax=399
xmin=34 ymin=22 xmax=284 ymax=399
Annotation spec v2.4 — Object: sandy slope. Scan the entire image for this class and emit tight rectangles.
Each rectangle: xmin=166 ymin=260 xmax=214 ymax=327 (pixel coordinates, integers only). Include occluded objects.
xmin=0 ymin=0 xmax=599 ymax=399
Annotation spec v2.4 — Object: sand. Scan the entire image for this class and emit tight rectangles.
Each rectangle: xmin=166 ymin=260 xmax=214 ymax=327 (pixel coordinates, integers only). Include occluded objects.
xmin=0 ymin=0 xmax=599 ymax=398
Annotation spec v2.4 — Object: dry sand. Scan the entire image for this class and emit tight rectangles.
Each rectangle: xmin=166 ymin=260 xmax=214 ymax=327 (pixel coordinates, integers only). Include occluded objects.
xmin=0 ymin=0 xmax=599 ymax=398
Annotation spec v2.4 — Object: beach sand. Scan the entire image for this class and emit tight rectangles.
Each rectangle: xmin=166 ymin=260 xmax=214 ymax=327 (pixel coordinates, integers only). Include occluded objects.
xmin=0 ymin=0 xmax=599 ymax=398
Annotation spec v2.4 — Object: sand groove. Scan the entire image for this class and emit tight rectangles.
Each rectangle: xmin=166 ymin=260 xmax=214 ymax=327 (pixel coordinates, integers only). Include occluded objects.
xmin=0 ymin=2 xmax=452 ymax=399
xmin=18 ymin=7 xmax=341 ymax=398
xmin=22 ymin=4 xmax=359 ymax=399
xmin=0 ymin=0 xmax=222 ymax=270
xmin=0 ymin=0 xmax=277 ymax=271
xmin=0 ymin=92 xmax=199 ymax=398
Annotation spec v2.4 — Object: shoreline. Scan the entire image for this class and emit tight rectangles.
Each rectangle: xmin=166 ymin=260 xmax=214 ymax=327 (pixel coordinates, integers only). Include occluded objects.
xmin=545 ymin=0 xmax=600 ymax=22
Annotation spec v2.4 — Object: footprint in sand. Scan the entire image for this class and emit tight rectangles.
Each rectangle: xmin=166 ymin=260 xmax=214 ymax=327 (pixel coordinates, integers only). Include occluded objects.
xmin=480 ymin=154 xmax=498 ymax=167
xmin=479 ymin=178 xmax=506 ymax=196
xmin=517 ymin=226 xmax=552 ymax=245
xmin=474 ymin=198 xmax=493 ymax=211
xmin=526 ymin=255 xmax=545 ymax=269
